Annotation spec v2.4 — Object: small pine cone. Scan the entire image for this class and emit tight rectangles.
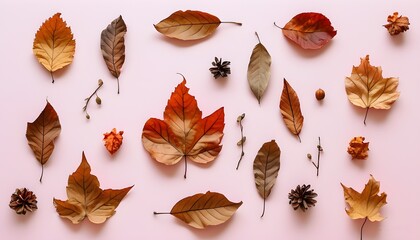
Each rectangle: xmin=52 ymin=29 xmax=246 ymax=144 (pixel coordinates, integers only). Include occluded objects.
xmin=9 ymin=188 xmax=38 ymax=215
xmin=288 ymin=184 xmax=317 ymax=212
xmin=209 ymin=57 xmax=231 ymax=79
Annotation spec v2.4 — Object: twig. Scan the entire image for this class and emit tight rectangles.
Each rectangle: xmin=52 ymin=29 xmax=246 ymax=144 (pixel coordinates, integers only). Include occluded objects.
xmin=308 ymin=137 xmax=323 ymax=176
xmin=83 ymin=79 xmax=103 ymax=119
xmin=236 ymin=113 xmax=245 ymax=170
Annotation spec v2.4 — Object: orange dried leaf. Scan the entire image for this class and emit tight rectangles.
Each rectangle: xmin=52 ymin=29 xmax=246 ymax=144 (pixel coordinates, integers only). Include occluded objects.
xmin=33 ymin=13 xmax=75 ymax=83
xmin=141 ymin=77 xmax=225 ymax=178
xmin=103 ymin=128 xmax=124 ymax=155
xmin=278 ymin=12 xmax=336 ymax=50
xmin=279 ymin=79 xmax=304 ymax=142
xmin=53 ymin=152 xmax=133 ymax=224
xmin=347 ymin=136 xmax=369 ymax=160
xmin=345 ymin=55 xmax=400 ymax=125
xmin=384 ymin=12 xmax=410 ymax=35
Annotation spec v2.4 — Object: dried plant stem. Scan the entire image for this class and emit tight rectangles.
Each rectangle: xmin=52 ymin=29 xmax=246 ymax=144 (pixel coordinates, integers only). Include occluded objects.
xmin=50 ymin=71 xmax=55 ymax=83
xmin=236 ymin=115 xmax=245 ymax=170
xmin=261 ymin=198 xmax=266 ymax=218
xmin=310 ymin=137 xmax=322 ymax=176
xmin=117 ymin=77 xmax=120 ymax=94
xmin=39 ymin=164 xmax=44 ymax=183
xmin=221 ymin=21 xmax=242 ymax=26
xmin=363 ymin=108 xmax=369 ymax=125
xmin=153 ymin=211 xmax=170 ymax=215
xmin=183 ymin=156 xmax=188 ymax=179
xmin=83 ymin=80 xmax=103 ymax=119
xmin=360 ymin=217 xmax=368 ymax=240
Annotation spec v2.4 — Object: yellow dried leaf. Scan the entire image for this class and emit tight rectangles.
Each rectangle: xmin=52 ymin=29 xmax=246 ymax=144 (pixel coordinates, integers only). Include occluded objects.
xmin=33 ymin=13 xmax=76 ymax=83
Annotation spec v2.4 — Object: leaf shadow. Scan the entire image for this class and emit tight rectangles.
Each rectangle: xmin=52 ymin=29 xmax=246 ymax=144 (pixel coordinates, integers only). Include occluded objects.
xmin=388 ymin=33 xmax=405 ymax=46
xmin=289 ymin=207 xmax=314 ymax=225
xmin=147 ymin=157 xmax=180 ymax=178
xmin=283 ymin=36 xmax=334 ymax=58
xmin=153 ymin=33 xmax=216 ymax=47
xmin=351 ymin=218 xmax=381 ymax=239
xmin=11 ymin=211 xmax=36 ymax=223
xmin=56 ymin=217 xmax=106 ymax=234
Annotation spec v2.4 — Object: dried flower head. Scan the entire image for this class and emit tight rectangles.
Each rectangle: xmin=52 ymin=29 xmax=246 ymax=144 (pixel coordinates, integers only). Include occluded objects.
xmin=9 ymin=188 xmax=38 ymax=215
xmin=384 ymin=12 xmax=410 ymax=36
xmin=103 ymin=128 xmax=124 ymax=155
xmin=209 ymin=57 xmax=231 ymax=79
xmin=289 ymin=184 xmax=317 ymax=212
xmin=347 ymin=136 xmax=369 ymax=160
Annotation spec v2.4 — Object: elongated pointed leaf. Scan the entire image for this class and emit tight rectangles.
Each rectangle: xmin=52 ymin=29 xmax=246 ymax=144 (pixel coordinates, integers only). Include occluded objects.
xmin=253 ymin=140 xmax=280 ymax=217
xmin=280 ymin=79 xmax=304 ymax=142
xmin=26 ymin=101 xmax=61 ymax=182
xmin=158 ymin=191 xmax=242 ymax=229
xmin=101 ymin=15 xmax=127 ymax=94
xmin=247 ymin=34 xmax=271 ymax=103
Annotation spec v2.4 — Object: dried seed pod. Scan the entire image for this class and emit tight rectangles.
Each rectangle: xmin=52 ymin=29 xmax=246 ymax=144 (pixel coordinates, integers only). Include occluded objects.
xmin=9 ymin=188 xmax=38 ymax=215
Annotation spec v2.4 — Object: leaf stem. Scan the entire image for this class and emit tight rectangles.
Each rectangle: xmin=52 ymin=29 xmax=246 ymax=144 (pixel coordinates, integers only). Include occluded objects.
xmin=273 ymin=22 xmax=282 ymax=29
xmin=153 ymin=211 xmax=170 ymax=215
xmin=297 ymin=134 xmax=301 ymax=143
xmin=236 ymin=114 xmax=245 ymax=170
xmin=183 ymin=156 xmax=187 ymax=179
xmin=363 ymin=108 xmax=369 ymax=126
xmin=220 ymin=21 xmax=242 ymax=26
xmin=255 ymin=32 xmax=261 ymax=44
xmin=39 ymin=164 xmax=44 ymax=183
xmin=117 ymin=77 xmax=120 ymax=94
xmin=50 ymin=71 xmax=55 ymax=83
xmin=360 ymin=217 xmax=368 ymax=240
xmin=261 ymin=198 xmax=266 ymax=218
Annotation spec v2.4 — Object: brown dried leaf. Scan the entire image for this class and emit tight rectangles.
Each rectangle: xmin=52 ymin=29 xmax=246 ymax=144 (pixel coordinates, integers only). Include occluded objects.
xmin=154 ymin=191 xmax=242 ymax=229
xmin=279 ymin=79 xmax=304 ymax=142
xmin=345 ymin=55 xmax=400 ymax=125
xmin=247 ymin=33 xmax=271 ymax=104
xmin=253 ymin=140 xmax=280 ymax=217
xmin=347 ymin=136 xmax=369 ymax=160
xmin=26 ymin=101 xmax=61 ymax=182
xmin=53 ymin=152 xmax=133 ymax=224
xmin=101 ymin=15 xmax=127 ymax=94
xmin=103 ymin=128 xmax=124 ymax=155
xmin=384 ymin=12 xmax=410 ymax=35
xmin=33 ymin=13 xmax=75 ymax=83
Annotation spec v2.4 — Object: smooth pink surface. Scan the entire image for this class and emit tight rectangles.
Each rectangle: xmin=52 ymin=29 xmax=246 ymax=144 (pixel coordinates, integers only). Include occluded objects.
xmin=1 ymin=0 xmax=418 ymax=239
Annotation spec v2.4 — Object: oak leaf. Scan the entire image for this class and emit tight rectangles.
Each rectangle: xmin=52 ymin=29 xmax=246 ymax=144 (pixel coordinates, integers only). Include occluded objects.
xmin=384 ymin=12 xmax=410 ymax=36
xmin=345 ymin=55 xmax=400 ymax=125
xmin=247 ymin=32 xmax=271 ymax=104
xmin=341 ymin=175 xmax=387 ymax=239
xmin=277 ymin=12 xmax=337 ymax=50
xmin=53 ymin=152 xmax=133 ymax=224
xmin=26 ymin=101 xmax=61 ymax=182
xmin=154 ymin=10 xmax=241 ymax=41
xmin=101 ymin=15 xmax=127 ymax=94
xmin=253 ymin=140 xmax=280 ymax=217
xmin=347 ymin=136 xmax=369 ymax=160
xmin=103 ymin=128 xmax=124 ymax=155
xmin=33 ymin=13 xmax=76 ymax=83
xmin=154 ymin=191 xmax=242 ymax=229
xmin=280 ymin=79 xmax=304 ymax=142
xmin=142 ymin=78 xmax=225 ymax=178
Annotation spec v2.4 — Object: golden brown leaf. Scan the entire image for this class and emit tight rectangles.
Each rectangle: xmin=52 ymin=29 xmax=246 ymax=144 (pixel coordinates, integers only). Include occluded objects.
xmin=154 ymin=191 xmax=242 ymax=229
xmin=247 ymin=32 xmax=271 ymax=104
xmin=341 ymin=175 xmax=387 ymax=221
xmin=345 ymin=55 xmax=400 ymax=125
xmin=101 ymin=15 xmax=127 ymax=94
xmin=347 ymin=136 xmax=369 ymax=160
xmin=26 ymin=101 xmax=61 ymax=182
xmin=253 ymin=140 xmax=280 ymax=217
xmin=277 ymin=12 xmax=337 ymax=49
xmin=279 ymin=79 xmax=304 ymax=142
xmin=142 ymin=78 xmax=224 ymax=178
xmin=103 ymin=128 xmax=124 ymax=155
xmin=33 ymin=13 xmax=75 ymax=83
xmin=53 ymin=152 xmax=133 ymax=224
xmin=154 ymin=10 xmax=241 ymax=41
xmin=384 ymin=12 xmax=410 ymax=35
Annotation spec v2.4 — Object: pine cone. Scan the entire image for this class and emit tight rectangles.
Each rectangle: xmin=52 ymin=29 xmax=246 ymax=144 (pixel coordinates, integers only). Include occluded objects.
xmin=9 ymin=188 xmax=38 ymax=215
xmin=209 ymin=57 xmax=231 ymax=79
xmin=288 ymin=184 xmax=317 ymax=212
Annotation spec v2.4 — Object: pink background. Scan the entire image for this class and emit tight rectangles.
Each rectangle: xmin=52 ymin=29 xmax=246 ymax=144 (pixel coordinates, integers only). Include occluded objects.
xmin=1 ymin=0 xmax=418 ymax=239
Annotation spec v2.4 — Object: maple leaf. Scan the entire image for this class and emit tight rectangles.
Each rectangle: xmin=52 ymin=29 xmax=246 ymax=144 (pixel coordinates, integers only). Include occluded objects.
xmin=33 ymin=13 xmax=76 ymax=83
xmin=347 ymin=136 xmax=369 ymax=160
xmin=345 ymin=55 xmax=400 ymax=125
xmin=142 ymin=77 xmax=225 ymax=178
xmin=53 ymin=152 xmax=133 ymax=224
xmin=384 ymin=12 xmax=410 ymax=36
xmin=341 ymin=175 xmax=387 ymax=240
xmin=276 ymin=12 xmax=337 ymax=50
xmin=103 ymin=128 xmax=124 ymax=155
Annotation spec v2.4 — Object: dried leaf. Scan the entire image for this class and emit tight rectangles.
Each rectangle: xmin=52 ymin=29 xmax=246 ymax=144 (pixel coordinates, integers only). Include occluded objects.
xmin=278 ymin=12 xmax=337 ymax=49
xmin=26 ymin=101 xmax=61 ymax=182
xmin=341 ymin=175 xmax=387 ymax=221
xmin=103 ymin=128 xmax=124 ymax=155
xmin=280 ymin=79 xmax=304 ymax=142
xmin=53 ymin=152 xmax=133 ymax=224
xmin=154 ymin=10 xmax=241 ymax=41
xmin=101 ymin=15 xmax=127 ymax=94
xmin=154 ymin=191 xmax=242 ymax=229
xmin=384 ymin=12 xmax=410 ymax=35
xmin=142 ymin=77 xmax=225 ymax=178
xmin=247 ymin=32 xmax=271 ymax=104
xmin=33 ymin=13 xmax=75 ymax=83
xmin=345 ymin=55 xmax=400 ymax=125
xmin=253 ymin=140 xmax=280 ymax=217
xmin=347 ymin=136 xmax=369 ymax=160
